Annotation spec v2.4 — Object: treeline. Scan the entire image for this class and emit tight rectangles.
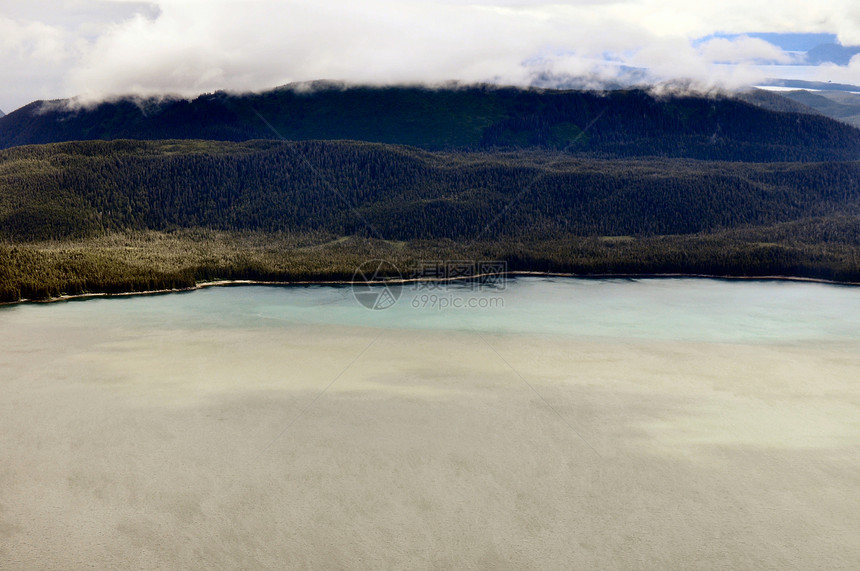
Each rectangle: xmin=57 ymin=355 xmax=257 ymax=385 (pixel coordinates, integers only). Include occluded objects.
xmin=2 ymin=85 xmax=860 ymax=161
xmin=2 ymin=139 xmax=860 ymax=242
xmin=3 ymin=224 xmax=860 ymax=303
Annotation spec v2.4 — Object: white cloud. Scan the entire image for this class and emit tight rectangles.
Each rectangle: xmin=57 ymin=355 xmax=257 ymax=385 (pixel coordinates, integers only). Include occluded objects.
xmin=814 ymin=54 xmax=860 ymax=84
xmin=0 ymin=15 xmax=75 ymax=109
xmin=2 ymin=0 xmax=860 ymax=111
xmin=832 ymin=4 xmax=860 ymax=45
xmin=698 ymin=37 xmax=796 ymax=64
xmin=0 ymin=15 xmax=68 ymax=63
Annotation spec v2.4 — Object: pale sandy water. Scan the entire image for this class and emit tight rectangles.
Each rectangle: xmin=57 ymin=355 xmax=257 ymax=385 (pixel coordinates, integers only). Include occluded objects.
xmin=1 ymin=278 xmax=859 ymax=569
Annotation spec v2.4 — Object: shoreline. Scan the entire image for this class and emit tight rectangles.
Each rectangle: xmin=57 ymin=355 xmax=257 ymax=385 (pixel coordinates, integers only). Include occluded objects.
xmin=3 ymin=271 xmax=859 ymax=307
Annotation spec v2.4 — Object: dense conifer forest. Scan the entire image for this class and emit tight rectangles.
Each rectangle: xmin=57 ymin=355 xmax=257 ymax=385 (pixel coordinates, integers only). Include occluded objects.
xmin=1 ymin=86 xmax=860 ymax=302
xmin=1 ymin=136 xmax=859 ymax=302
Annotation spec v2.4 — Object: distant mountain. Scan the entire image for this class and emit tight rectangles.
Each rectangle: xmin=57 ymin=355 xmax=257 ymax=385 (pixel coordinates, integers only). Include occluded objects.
xmin=805 ymin=43 xmax=860 ymax=65
xmin=0 ymin=109 xmax=4 ymax=118
xmin=1 ymin=84 xmax=859 ymax=161
xmin=734 ymin=88 xmax=821 ymax=116
xmin=779 ymin=90 xmax=860 ymax=128
xmin=762 ymin=78 xmax=860 ymax=92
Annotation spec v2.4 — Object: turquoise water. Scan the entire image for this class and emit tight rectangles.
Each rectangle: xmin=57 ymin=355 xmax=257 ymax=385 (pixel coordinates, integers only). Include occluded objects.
xmin=3 ymin=277 xmax=859 ymax=343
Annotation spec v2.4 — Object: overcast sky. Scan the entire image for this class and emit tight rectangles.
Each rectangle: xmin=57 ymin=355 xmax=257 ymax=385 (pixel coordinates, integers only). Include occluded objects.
xmin=2 ymin=0 xmax=860 ymax=112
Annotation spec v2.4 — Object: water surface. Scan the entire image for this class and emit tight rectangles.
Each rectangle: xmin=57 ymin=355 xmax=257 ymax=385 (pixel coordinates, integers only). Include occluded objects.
xmin=1 ymin=278 xmax=858 ymax=569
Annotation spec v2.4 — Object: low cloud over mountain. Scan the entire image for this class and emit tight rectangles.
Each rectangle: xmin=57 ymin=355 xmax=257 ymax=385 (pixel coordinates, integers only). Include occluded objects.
xmin=3 ymin=1 xmax=860 ymax=112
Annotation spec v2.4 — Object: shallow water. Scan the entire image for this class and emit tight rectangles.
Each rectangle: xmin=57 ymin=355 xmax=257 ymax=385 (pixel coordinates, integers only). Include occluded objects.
xmin=9 ymin=277 xmax=860 ymax=341
xmin=1 ymin=278 xmax=859 ymax=568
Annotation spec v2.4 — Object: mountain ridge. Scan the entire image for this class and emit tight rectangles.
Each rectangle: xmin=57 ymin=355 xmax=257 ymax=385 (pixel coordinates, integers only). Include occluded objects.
xmin=3 ymin=85 xmax=860 ymax=301
xmin=2 ymin=84 xmax=859 ymax=162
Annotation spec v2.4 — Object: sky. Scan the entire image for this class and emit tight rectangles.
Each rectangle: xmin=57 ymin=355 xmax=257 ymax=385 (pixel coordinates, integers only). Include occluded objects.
xmin=2 ymin=0 xmax=860 ymax=113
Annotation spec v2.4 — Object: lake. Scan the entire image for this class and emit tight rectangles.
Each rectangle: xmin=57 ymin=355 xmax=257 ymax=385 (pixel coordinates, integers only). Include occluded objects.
xmin=1 ymin=278 xmax=859 ymax=568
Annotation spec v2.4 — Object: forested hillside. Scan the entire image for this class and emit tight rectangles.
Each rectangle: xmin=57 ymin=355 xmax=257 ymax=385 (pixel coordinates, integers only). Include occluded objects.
xmin=2 ymin=139 xmax=860 ymax=243
xmin=2 ymin=85 xmax=860 ymax=161
xmin=1 ymin=137 xmax=860 ymax=302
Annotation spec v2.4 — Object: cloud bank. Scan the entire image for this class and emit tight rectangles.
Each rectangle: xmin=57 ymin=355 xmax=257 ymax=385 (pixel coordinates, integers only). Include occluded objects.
xmin=2 ymin=0 xmax=860 ymax=111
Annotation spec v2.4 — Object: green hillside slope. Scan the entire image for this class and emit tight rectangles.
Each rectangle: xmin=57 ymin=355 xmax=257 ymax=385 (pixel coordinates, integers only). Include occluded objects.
xmin=1 ymin=138 xmax=860 ymax=301
xmin=2 ymin=139 xmax=860 ymax=242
